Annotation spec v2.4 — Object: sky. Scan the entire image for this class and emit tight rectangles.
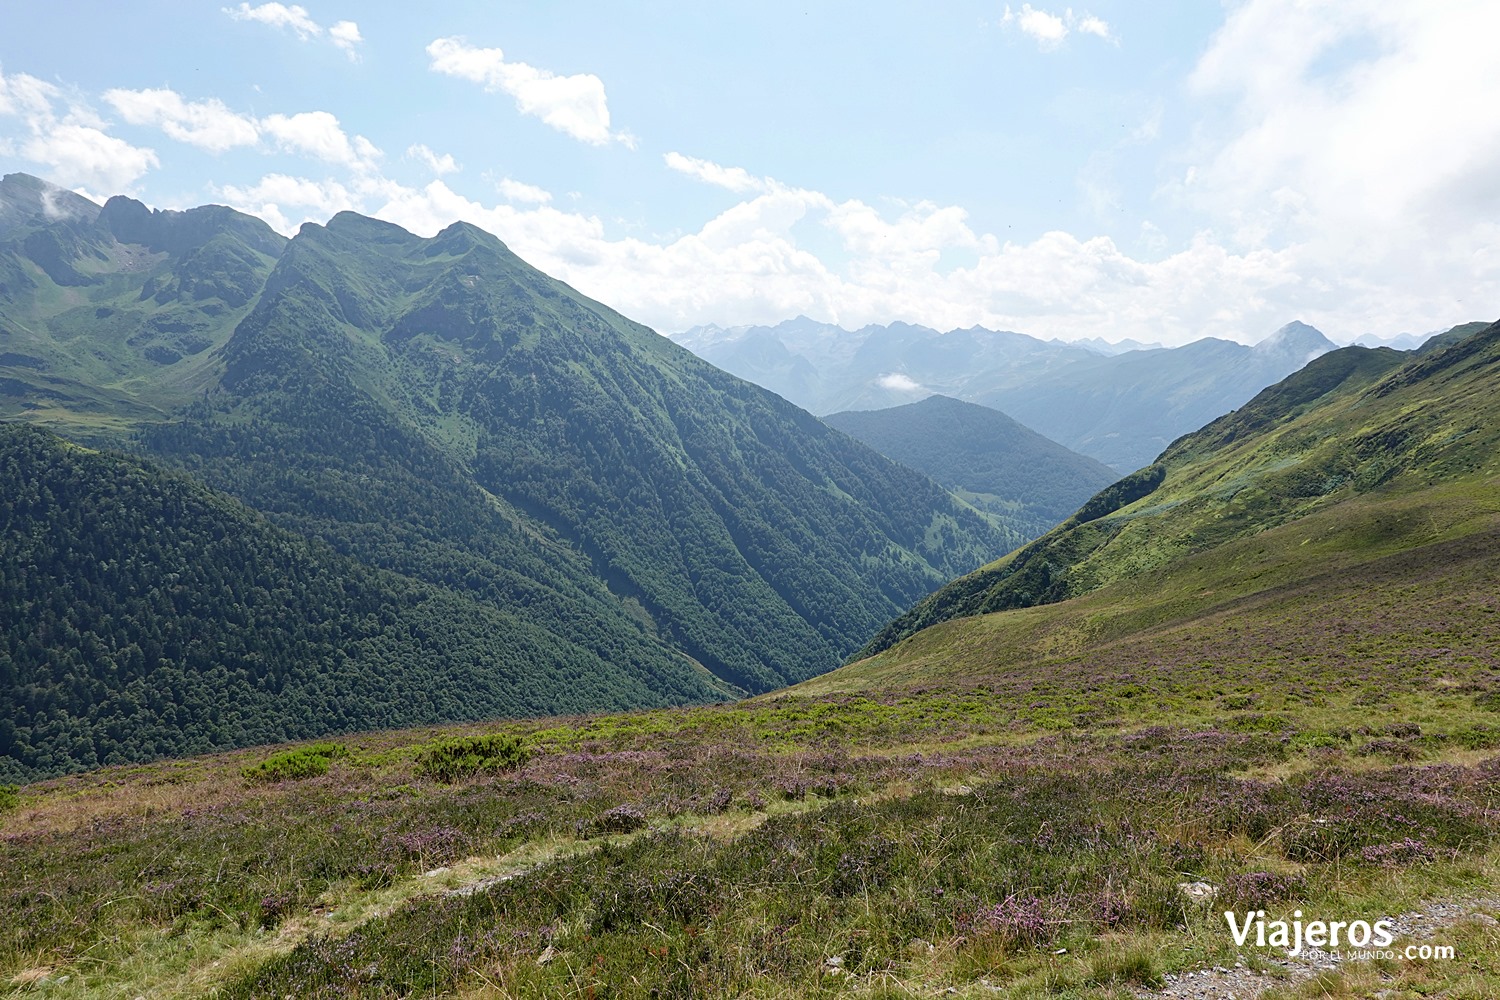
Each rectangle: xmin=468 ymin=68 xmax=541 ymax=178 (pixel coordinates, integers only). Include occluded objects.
xmin=2 ymin=1 xmax=1498 ymax=346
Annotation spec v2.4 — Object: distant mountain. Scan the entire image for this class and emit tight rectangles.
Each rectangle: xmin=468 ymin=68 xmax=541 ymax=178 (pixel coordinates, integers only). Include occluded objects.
xmin=1058 ymin=336 xmax=1165 ymax=355
xmin=674 ymin=318 xmax=1351 ymax=472
xmin=859 ymin=320 xmax=1500 ymax=656
xmin=0 ymin=175 xmax=1014 ymax=777
xmin=822 ymin=395 xmax=1119 ymax=540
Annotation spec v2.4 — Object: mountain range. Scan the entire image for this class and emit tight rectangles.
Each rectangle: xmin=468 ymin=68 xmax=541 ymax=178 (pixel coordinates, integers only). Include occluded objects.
xmin=673 ymin=316 xmax=1443 ymax=472
xmin=0 ymin=172 xmax=1010 ymax=779
xmin=859 ymin=320 xmax=1500 ymax=658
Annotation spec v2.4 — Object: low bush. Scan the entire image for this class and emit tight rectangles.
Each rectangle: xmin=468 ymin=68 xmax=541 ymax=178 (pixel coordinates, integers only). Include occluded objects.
xmin=415 ymin=734 xmax=531 ymax=783
xmin=241 ymin=743 xmax=345 ymax=784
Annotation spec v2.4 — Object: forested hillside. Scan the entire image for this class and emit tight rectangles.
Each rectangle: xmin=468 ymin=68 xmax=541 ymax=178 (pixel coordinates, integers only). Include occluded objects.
xmin=0 ymin=424 xmax=731 ymax=781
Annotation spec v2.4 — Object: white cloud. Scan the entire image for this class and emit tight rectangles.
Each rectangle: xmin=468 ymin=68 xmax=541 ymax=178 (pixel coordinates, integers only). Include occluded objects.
xmin=329 ymin=20 xmax=362 ymax=59
xmin=22 ymin=125 xmax=160 ymax=191
xmin=997 ymin=5 xmax=1113 ymax=50
xmin=663 ymin=152 xmax=775 ymax=194
xmin=0 ymin=69 xmax=60 ymax=120
xmin=216 ymin=173 xmax=359 ymax=234
xmin=1176 ymin=0 xmax=1500 ymax=330
xmin=875 ymin=373 xmax=925 ymax=393
xmin=1076 ymin=15 xmax=1112 ymax=40
xmin=407 ymin=143 xmax=459 ymax=174
xmin=103 ymin=88 xmax=259 ymax=152
xmin=426 ymin=37 xmax=631 ymax=147
xmin=496 ymin=177 xmax=551 ymax=204
xmin=1 ymin=67 xmax=158 ymax=191
xmin=201 ymin=158 xmax=1454 ymax=349
xmin=261 ymin=111 xmax=381 ymax=171
xmin=223 ymin=4 xmax=362 ymax=58
xmin=223 ymin=2 xmax=320 ymax=39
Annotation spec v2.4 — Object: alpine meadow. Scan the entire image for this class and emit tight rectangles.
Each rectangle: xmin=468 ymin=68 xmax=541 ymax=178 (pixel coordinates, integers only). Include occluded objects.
xmin=4 ymin=5 xmax=1500 ymax=999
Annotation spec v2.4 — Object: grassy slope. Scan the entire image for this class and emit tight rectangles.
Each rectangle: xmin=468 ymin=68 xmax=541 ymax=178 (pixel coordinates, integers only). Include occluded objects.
xmin=860 ymin=325 xmax=1500 ymax=658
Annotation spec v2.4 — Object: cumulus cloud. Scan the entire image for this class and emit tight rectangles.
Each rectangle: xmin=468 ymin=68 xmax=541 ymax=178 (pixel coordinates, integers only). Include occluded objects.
xmin=663 ymin=152 xmax=776 ymax=194
xmin=1 ymin=67 xmax=158 ymax=191
xmin=406 ymin=143 xmax=460 ymax=175
xmin=223 ymin=4 xmax=363 ymax=58
xmin=22 ymin=125 xmax=160 ymax=192
xmin=90 ymin=84 xmax=384 ymax=175
xmin=215 ymin=172 xmax=359 ymax=234
xmin=103 ymin=88 xmax=259 ymax=152
xmin=496 ymin=177 xmax=551 ymax=204
xmin=1174 ymin=0 xmax=1500 ymax=332
xmin=311 ymin=170 xmax=1307 ymax=344
xmin=0 ymin=68 xmax=59 ymax=119
xmin=426 ymin=37 xmax=632 ymax=147
xmin=260 ymin=110 xmax=381 ymax=171
xmin=997 ymin=5 xmax=1113 ymax=50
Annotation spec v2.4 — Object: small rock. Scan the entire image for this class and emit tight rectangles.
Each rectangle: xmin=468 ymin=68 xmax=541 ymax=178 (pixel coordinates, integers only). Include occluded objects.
xmin=1472 ymin=913 xmax=1499 ymax=927
xmin=423 ymin=867 xmax=450 ymax=878
xmin=536 ymin=945 xmax=557 ymax=966
xmin=1178 ymin=880 xmax=1218 ymax=901
xmin=825 ymin=955 xmax=844 ymax=968
xmin=906 ymin=938 xmax=933 ymax=956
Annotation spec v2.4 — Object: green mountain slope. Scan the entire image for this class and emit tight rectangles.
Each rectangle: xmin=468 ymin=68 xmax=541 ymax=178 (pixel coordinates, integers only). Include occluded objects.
xmin=822 ymin=394 xmax=1119 ymax=540
xmin=0 ymin=173 xmax=285 ymax=434
xmin=1 ymin=178 xmax=1012 ymax=749
xmin=0 ymin=424 xmax=731 ymax=782
xmin=141 ymin=212 xmax=1007 ymax=694
xmin=860 ymin=322 xmax=1500 ymax=656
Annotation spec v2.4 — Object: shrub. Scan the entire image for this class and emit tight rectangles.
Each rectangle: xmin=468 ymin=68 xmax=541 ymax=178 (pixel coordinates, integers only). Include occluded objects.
xmin=968 ymin=894 xmax=1051 ymax=948
xmin=241 ymin=743 xmax=344 ymax=784
xmin=0 ymin=784 xmax=17 ymax=812
xmin=591 ymin=804 xmax=647 ymax=835
xmin=415 ymin=734 xmax=531 ymax=783
xmin=1360 ymin=839 xmax=1435 ymax=867
xmin=1219 ymin=871 xmax=1306 ymax=909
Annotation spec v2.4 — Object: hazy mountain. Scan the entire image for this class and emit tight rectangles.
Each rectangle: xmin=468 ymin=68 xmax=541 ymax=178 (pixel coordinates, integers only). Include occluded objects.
xmin=822 ymin=395 xmax=1119 ymax=541
xmin=674 ymin=318 xmax=1346 ymax=472
xmin=860 ymin=320 xmax=1500 ymax=655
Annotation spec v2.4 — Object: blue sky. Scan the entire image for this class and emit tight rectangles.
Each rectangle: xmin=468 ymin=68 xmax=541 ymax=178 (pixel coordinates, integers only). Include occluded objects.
xmin=2 ymin=1 xmax=1497 ymax=344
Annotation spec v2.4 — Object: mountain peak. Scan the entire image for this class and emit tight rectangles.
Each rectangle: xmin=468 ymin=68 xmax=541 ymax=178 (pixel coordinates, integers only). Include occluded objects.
xmin=0 ymin=172 xmax=101 ymax=234
xmin=1257 ymin=320 xmax=1335 ymax=351
xmin=98 ymin=195 xmax=285 ymax=257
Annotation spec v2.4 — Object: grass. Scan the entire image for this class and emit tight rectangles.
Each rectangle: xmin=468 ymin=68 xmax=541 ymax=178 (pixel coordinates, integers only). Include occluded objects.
xmin=5 ymin=337 xmax=1500 ymax=995
xmin=5 ymin=545 xmax=1500 ymax=999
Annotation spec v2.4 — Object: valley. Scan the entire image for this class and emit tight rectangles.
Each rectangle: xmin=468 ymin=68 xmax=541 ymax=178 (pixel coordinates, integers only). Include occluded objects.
xmin=3 ymin=172 xmax=1500 ymax=999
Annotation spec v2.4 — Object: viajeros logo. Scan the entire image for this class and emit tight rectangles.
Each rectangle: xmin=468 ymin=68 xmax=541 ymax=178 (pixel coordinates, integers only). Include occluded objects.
xmin=1224 ymin=910 xmax=1455 ymax=961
